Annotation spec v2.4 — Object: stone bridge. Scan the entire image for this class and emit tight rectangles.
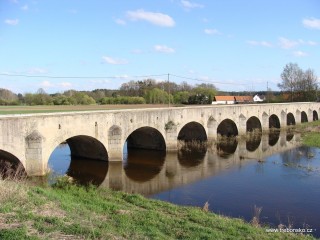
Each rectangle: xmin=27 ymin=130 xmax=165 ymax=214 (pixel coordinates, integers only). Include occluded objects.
xmin=0 ymin=102 xmax=319 ymax=176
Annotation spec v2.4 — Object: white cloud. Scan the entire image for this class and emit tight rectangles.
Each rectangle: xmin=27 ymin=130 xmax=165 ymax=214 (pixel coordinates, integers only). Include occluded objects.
xmin=127 ymin=9 xmax=175 ymax=27
xmin=154 ymin=45 xmax=175 ymax=53
xmin=247 ymin=40 xmax=273 ymax=47
xmin=204 ymin=28 xmax=220 ymax=35
xmin=303 ymin=18 xmax=320 ymax=30
xmin=278 ymin=37 xmax=299 ymax=49
xmin=102 ymin=56 xmax=128 ymax=65
xmin=278 ymin=37 xmax=318 ymax=49
xmin=181 ymin=0 xmax=204 ymax=10
xmin=293 ymin=51 xmax=308 ymax=57
xmin=115 ymin=18 xmax=126 ymax=25
xmin=4 ymin=19 xmax=19 ymax=26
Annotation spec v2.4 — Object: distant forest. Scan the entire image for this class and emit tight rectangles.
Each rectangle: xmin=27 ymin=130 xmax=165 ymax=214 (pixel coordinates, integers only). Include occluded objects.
xmin=0 ymin=78 xmax=310 ymax=106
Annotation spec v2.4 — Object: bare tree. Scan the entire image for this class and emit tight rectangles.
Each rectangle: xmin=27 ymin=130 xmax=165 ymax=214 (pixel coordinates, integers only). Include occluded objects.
xmin=278 ymin=63 xmax=303 ymax=101
xmin=303 ymin=68 xmax=318 ymax=101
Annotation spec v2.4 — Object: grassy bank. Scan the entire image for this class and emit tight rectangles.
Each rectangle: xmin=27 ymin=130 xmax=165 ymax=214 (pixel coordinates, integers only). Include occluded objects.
xmin=0 ymin=177 xmax=315 ymax=240
xmin=298 ymin=120 xmax=320 ymax=147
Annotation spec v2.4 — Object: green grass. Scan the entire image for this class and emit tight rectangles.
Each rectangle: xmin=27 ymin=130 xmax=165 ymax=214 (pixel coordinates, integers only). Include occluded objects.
xmin=298 ymin=120 xmax=320 ymax=147
xmin=302 ymin=132 xmax=320 ymax=147
xmin=0 ymin=177 xmax=316 ymax=240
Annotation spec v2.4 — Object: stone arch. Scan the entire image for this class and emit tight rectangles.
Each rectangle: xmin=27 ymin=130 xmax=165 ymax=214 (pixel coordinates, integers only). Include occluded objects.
xmin=178 ymin=121 xmax=207 ymax=141
xmin=66 ymin=135 xmax=108 ymax=161
xmin=313 ymin=110 xmax=318 ymax=121
xmin=287 ymin=113 xmax=295 ymax=126
xmin=0 ymin=150 xmax=26 ymax=178
xmin=48 ymin=135 xmax=109 ymax=185
xmin=246 ymin=116 xmax=262 ymax=132
xmin=269 ymin=114 xmax=280 ymax=129
xmin=301 ymin=111 xmax=308 ymax=123
xmin=217 ymin=119 xmax=238 ymax=137
xmin=126 ymin=127 xmax=166 ymax=151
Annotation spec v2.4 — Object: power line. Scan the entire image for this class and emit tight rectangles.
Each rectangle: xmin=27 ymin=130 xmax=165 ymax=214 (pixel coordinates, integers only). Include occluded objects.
xmin=0 ymin=73 xmax=168 ymax=79
xmin=170 ymin=74 xmax=251 ymax=86
xmin=0 ymin=72 xmax=265 ymax=87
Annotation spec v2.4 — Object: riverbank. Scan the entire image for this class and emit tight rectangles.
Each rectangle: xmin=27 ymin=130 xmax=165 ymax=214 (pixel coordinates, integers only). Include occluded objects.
xmin=299 ymin=120 xmax=320 ymax=148
xmin=0 ymin=176 xmax=315 ymax=240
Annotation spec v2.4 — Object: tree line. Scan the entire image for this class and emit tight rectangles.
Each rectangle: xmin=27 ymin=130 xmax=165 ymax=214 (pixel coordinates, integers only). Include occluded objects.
xmin=0 ymin=80 xmax=217 ymax=106
xmin=0 ymin=63 xmax=317 ymax=106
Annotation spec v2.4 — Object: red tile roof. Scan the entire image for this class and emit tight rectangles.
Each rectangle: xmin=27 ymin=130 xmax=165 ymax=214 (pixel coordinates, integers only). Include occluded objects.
xmin=234 ymin=96 xmax=253 ymax=102
xmin=214 ymin=96 xmax=235 ymax=101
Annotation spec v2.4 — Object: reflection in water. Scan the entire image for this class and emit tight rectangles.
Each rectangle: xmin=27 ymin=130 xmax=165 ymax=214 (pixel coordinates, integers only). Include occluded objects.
xmin=48 ymin=143 xmax=108 ymax=186
xmin=286 ymin=132 xmax=294 ymax=141
xmin=246 ymin=133 xmax=262 ymax=152
xmin=217 ymin=137 xmax=238 ymax=158
xmin=123 ymin=149 xmax=165 ymax=182
xmin=178 ymin=144 xmax=206 ymax=168
xmin=48 ymin=131 xmax=320 ymax=238
xmin=268 ymin=130 xmax=280 ymax=146
xmin=67 ymin=157 xmax=108 ymax=185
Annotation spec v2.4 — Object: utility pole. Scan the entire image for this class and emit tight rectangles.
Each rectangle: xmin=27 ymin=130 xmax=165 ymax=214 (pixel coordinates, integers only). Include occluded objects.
xmin=168 ymin=73 xmax=170 ymax=108
xmin=267 ymin=81 xmax=269 ymax=103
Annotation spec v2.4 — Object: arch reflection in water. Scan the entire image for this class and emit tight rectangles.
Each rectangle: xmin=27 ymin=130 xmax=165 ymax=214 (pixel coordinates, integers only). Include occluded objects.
xmin=246 ymin=133 xmax=262 ymax=152
xmin=47 ymin=131 xmax=302 ymax=200
xmin=269 ymin=130 xmax=280 ymax=146
xmin=0 ymin=150 xmax=26 ymax=179
xmin=123 ymin=148 xmax=166 ymax=182
xmin=67 ymin=157 xmax=108 ymax=186
xmin=216 ymin=137 xmax=238 ymax=158
xmin=178 ymin=146 xmax=206 ymax=168
xmin=48 ymin=142 xmax=108 ymax=186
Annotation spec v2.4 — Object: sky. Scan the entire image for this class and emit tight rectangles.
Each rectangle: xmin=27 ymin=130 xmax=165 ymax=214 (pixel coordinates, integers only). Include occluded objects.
xmin=0 ymin=0 xmax=319 ymax=94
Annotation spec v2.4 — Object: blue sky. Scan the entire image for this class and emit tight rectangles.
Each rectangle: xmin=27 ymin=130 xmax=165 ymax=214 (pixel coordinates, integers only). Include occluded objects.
xmin=0 ymin=0 xmax=319 ymax=94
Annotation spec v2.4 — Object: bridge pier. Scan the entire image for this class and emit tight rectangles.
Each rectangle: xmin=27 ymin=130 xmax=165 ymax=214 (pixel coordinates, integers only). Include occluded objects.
xmin=165 ymin=124 xmax=178 ymax=151
xmin=25 ymin=130 xmax=47 ymax=176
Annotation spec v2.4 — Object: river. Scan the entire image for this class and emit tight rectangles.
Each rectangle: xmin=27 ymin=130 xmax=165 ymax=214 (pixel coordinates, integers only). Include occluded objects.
xmin=44 ymin=130 xmax=320 ymax=237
